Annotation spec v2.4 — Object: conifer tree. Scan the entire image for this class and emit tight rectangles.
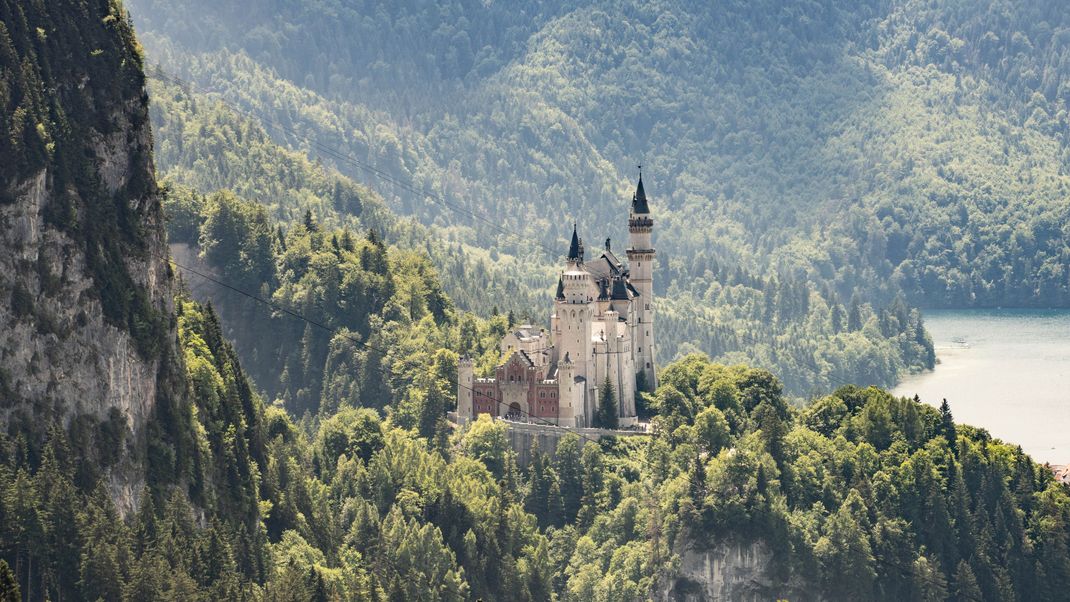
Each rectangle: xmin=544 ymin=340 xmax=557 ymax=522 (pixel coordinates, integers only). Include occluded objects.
xmin=595 ymin=377 xmax=618 ymax=430
xmin=0 ymin=560 xmax=18 ymax=602
xmin=554 ymin=435 xmax=584 ymax=524
xmin=847 ymin=294 xmax=863 ymax=331
xmin=954 ymin=560 xmax=982 ymax=602
xmin=939 ymin=398 xmax=958 ymax=452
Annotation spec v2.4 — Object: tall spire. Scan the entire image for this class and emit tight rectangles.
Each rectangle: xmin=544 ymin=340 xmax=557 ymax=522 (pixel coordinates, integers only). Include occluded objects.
xmin=632 ymin=166 xmax=649 ymax=214
xmin=567 ymin=224 xmax=582 ymax=261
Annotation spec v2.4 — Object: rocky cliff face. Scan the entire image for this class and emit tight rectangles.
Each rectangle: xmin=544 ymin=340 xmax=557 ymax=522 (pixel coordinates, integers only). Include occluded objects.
xmin=656 ymin=539 xmax=814 ymax=602
xmin=0 ymin=0 xmax=176 ymax=511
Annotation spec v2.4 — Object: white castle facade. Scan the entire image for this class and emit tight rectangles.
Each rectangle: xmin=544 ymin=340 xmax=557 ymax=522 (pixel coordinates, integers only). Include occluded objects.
xmin=457 ymin=174 xmax=657 ymax=428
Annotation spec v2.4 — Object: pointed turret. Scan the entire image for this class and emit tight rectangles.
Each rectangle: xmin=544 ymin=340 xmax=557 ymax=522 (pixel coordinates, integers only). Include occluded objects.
xmin=632 ymin=171 xmax=650 ymax=215
xmin=567 ymin=224 xmax=582 ymax=261
xmin=555 ymin=276 xmax=565 ymax=300
xmin=627 ymin=167 xmax=656 ymax=392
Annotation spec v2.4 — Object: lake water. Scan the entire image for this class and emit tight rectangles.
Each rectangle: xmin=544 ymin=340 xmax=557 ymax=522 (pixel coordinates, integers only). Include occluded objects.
xmin=892 ymin=309 xmax=1070 ymax=466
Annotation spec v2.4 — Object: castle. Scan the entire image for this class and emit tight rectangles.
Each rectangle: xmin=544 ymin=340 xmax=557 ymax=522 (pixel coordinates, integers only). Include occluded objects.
xmin=457 ymin=173 xmax=657 ymax=428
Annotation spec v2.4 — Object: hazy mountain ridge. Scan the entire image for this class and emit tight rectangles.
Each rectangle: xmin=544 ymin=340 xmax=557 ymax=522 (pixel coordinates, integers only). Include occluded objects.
xmin=0 ymin=3 xmax=1069 ymax=600
xmin=126 ymin=0 xmax=1070 ymax=311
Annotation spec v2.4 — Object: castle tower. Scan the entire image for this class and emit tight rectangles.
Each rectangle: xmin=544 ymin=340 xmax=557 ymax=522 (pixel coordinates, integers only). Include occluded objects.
xmin=626 ymin=171 xmax=657 ymax=391
xmin=556 ymin=224 xmax=594 ymax=425
xmin=457 ymin=356 xmax=474 ymax=424
xmin=556 ymin=353 xmax=582 ymax=426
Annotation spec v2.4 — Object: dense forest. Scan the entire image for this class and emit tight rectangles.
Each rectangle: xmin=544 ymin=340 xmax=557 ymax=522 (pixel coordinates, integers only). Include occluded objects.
xmin=126 ymin=0 xmax=1070 ymax=310
xmin=148 ymin=72 xmax=934 ymax=397
xmin=5 ymin=333 xmax=1070 ymax=600
xmin=3 ymin=1 xmax=1070 ymax=601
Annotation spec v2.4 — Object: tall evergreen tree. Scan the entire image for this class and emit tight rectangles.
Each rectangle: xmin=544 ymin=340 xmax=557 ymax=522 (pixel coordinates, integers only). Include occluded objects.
xmin=939 ymin=398 xmax=958 ymax=452
xmin=594 ymin=377 xmax=619 ymax=430
xmin=0 ymin=560 xmax=18 ymax=602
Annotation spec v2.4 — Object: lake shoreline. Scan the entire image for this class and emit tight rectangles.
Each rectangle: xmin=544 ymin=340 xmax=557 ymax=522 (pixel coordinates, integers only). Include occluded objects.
xmin=892 ymin=308 xmax=1070 ymax=465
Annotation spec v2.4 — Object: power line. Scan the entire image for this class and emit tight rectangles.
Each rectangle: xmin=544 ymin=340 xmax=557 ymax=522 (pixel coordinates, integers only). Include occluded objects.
xmin=164 ymin=253 xmax=612 ymax=450
xmin=147 ymin=66 xmax=909 ymax=399
xmin=145 ymin=67 xmax=976 ymax=600
xmin=165 ymin=209 xmax=976 ymax=602
xmin=142 ymin=63 xmax=652 ymax=446
xmin=149 ymin=68 xmax=565 ymax=259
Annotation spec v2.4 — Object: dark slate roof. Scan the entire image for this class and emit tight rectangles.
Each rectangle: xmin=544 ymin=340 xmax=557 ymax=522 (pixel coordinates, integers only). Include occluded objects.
xmin=515 ymin=350 xmax=535 ymax=368
xmin=602 ymin=249 xmax=622 ymax=269
xmin=584 ymin=251 xmax=623 ymax=280
xmin=567 ymin=224 xmax=582 ymax=260
xmin=556 ymin=277 xmax=565 ymax=300
xmin=632 ymin=174 xmax=650 ymax=214
xmin=597 ymin=279 xmax=610 ymax=301
xmin=611 ymin=278 xmax=631 ymax=300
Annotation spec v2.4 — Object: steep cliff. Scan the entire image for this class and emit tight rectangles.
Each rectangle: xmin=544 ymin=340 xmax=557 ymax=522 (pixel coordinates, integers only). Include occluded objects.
xmin=0 ymin=0 xmax=176 ymax=508
xmin=657 ymin=539 xmax=813 ymax=602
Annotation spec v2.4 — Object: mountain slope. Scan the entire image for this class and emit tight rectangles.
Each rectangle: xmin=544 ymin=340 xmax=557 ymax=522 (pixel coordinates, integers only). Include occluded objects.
xmin=0 ymin=0 xmax=175 ymax=506
xmin=125 ymin=0 xmax=1070 ymax=309
xmin=135 ymin=34 xmax=937 ymax=397
xmin=1 ymin=4 xmax=1069 ymax=601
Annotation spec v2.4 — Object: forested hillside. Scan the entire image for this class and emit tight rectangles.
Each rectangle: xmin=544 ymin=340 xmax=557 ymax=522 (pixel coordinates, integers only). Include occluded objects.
xmin=3 ymin=1 xmax=1069 ymax=601
xmin=127 ymin=0 xmax=1070 ymax=311
xmin=0 ymin=0 xmax=177 ymax=509
xmin=146 ymin=59 xmax=934 ymax=397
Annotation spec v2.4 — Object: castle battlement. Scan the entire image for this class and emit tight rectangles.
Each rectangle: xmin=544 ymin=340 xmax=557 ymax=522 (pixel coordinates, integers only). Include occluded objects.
xmin=456 ymin=173 xmax=657 ymax=428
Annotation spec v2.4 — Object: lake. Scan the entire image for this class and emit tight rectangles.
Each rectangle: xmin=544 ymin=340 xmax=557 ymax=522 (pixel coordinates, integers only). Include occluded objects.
xmin=892 ymin=309 xmax=1070 ymax=466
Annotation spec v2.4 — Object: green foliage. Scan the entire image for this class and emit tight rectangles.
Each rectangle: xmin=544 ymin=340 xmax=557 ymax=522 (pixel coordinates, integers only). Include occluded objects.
xmin=133 ymin=0 xmax=1070 ymax=312
xmin=137 ymin=27 xmax=938 ymax=396
xmin=3 ymin=334 xmax=1070 ymax=600
xmin=0 ymin=560 xmax=18 ymax=602
xmin=313 ymin=407 xmax=383 ymax=478
xmin=593 ymin=376 xmax=619 ymax=430
xmin=7 ymin=2 xmax=1070 ymax=600
xmin=1 ymin=0 xmax=169 ymax=359
xmin=164 ymin=184 xmax=458 ymax=416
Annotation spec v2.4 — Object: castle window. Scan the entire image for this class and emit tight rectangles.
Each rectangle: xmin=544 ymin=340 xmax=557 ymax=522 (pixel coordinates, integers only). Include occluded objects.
xmin=647 ymin=362 xmax=651 ymax=368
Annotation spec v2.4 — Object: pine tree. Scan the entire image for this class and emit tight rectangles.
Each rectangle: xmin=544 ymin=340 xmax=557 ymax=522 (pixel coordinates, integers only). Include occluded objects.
xmin=418 ymin=382 xmax=447 ymax=442
xmin=912 ymin=555 xmax=948 ymax=601
xmin=0 ymin=560 xmax=19 ymax=602
xmin=939 ymin=398 xmax=958 ymax=453
xmin=847 ymin=294 xmax=863 ymax=331
xmin=554 ymin=435 xmax=584 ymax=524
xmin=594 ymin=377 xmax=618 ymax=430
xmin=525 ymin=447 xmax=563 ymax=528
xmin=954 ymin=560 xmax=982 ymax=602
xmin=688 ymin=455 xmax=707 ymax=503
xmin=815 ymin=490 xmax=876 ymax=600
